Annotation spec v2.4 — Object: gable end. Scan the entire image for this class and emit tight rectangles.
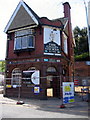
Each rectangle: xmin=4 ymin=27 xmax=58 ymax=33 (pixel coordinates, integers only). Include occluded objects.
xmin=4 ymin=0 xmax=39 ymax=33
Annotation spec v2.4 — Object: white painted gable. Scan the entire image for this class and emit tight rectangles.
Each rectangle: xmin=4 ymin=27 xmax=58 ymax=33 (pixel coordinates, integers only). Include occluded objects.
xmin=4 ymin=0 xmax=39 ymax=33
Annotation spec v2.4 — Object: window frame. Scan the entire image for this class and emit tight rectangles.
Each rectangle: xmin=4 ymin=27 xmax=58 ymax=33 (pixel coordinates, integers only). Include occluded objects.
xmin=12 ymin=68 xmax=22 ymax=86
xmin=63 ymin=32 xmax=68 ymax=55
xmin=14 ymin=29 xmax=35 ymax=50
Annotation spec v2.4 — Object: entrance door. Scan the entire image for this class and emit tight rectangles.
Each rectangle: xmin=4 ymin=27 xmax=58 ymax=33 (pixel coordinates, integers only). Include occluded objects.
xmin=47 ymin=75 xmax=58 ymax=97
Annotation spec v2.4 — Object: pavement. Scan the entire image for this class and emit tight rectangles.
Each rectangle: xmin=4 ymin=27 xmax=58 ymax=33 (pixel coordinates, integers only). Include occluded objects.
xmin=0 ymin=93 xmax=89 ymax=118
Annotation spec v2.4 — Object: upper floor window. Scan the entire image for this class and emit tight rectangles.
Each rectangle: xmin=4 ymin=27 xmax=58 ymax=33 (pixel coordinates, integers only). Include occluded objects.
xmin=63 ymin=32 xmax=68 ymax=54
xmin=14 ymin=29 xmax=35 ymax=50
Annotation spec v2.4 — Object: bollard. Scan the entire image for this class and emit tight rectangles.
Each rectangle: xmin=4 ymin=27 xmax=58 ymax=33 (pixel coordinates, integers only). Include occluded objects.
xmin=17 ymin=101 xmax=24 ymax=105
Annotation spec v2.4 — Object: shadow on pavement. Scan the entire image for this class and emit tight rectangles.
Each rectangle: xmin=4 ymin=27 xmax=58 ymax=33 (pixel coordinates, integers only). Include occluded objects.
xmin=1 ymin=94 xmax=89 ymax=118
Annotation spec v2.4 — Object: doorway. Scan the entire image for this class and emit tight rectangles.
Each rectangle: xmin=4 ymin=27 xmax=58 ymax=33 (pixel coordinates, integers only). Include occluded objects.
xmin=46 ymin=75 xmax=58 ymax=97
xmin=47 ymin=75 xmax=53 ymax=97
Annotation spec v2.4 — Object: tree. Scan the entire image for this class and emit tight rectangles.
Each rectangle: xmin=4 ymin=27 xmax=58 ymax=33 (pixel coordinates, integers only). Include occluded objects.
xmin=0 ymin=60 xmax=5 ymax=73
xmin=73 ymin=26 xmax=89 ymax=60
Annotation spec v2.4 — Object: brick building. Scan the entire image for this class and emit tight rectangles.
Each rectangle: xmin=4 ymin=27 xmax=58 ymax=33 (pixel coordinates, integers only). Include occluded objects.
xmin=4 ymin=0 xmax=74 ymax=99
xmin=74 ymin=61 xmax=90 ymax=86
xmin=75 ymin=61 xmax=90 ymax=77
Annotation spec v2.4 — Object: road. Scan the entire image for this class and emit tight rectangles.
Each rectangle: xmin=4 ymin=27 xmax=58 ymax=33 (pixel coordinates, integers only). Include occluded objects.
xmin=1 ymin=102 xmax=89 ymax=119
xmin=0 ymin=94 xmax=89 ymax=119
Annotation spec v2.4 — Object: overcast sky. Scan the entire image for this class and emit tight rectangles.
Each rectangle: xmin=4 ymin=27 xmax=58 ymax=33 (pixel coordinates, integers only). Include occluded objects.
xmin=0 ymin=0 xmax=89 ymax=60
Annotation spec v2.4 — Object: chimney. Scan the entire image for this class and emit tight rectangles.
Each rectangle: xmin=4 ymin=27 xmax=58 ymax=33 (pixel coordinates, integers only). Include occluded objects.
xmin=63 ymin=2 xmax=73 ymax=60
xmin=63 ymin=2 xmax=71 ymax=23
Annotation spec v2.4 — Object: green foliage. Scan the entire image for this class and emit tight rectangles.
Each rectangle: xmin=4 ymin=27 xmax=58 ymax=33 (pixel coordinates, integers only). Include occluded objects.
xmin=0 ymin=60 xmax=5 ymax=72
xmin=73 ymin=26 xmax=89 ymax=55
xmin=73 ymin=26 xmax=89 ymax=61
xmin=75 ymin=52 xmax=89 ymax=61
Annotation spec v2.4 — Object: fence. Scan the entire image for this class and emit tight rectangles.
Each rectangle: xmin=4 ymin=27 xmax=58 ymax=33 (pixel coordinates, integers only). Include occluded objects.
xmin=3 ymin=76 xmax=74 ymax=99
xmin=3 ymin=76 xmax=90 ymax=87
xmin=74 ymin=76 xmax=90 ymax=86
xmin=0 ymin=76 xmax=89 ymax=102
xmin=74 ymin=76 xmax=90 ymax=101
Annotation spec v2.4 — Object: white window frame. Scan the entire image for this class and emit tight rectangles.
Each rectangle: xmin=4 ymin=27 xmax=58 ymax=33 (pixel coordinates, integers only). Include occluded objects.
xmin=63 ymin=32 xmax=68 ymax=54
xmin=14 ymin=29 xmax=35 ymax=50
xmin=12 ymin=68 xmax=22 ymax=86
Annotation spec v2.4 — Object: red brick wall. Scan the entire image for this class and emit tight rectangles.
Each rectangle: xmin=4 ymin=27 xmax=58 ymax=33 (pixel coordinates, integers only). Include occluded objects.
xmin=7 ymin=27 xmax=44 ymax=59
xmin=75 ymin=61 xmax=90 ymax=76
xmin=63 ymin=2 xmax=73 ymax=60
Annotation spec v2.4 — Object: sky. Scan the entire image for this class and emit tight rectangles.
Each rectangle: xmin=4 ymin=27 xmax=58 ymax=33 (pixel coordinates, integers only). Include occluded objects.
xmin=0 ymin=0 xmax=89 ymax=60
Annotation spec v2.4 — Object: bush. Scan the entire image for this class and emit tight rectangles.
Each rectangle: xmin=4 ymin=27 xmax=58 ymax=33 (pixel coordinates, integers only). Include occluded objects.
xmin=75 ymin=52 xmax=89 ymax=61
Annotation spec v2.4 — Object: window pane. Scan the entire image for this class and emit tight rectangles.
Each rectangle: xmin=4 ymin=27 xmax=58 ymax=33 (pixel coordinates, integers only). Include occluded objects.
xmin=15 ymin=37 xmax=21 ymax=50
xmin=28 ymin=36 xmax=34 ymax=47
xmin=12 ymin=68 xmax=21 ymax=85
xmin=47 ymin=67 xmax=56 ymax=72
xmin=28 ymin=29 xmax=35 ymax=34
xmin=22 ymin=36 xmax=27 ymax=48
xmin=15 ymin=29 xmax=35 ymax=37
xmin=14 ymin=29 xmax=35 ymax=50
xmin=63 ymin=33 xmax=68 ymax=54
xmin=64 ymin=39 xmax=68 ymax=54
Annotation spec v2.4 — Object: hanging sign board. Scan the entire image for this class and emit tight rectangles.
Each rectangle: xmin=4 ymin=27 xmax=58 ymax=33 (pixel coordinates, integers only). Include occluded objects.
xmin=63 ymin=82 xmax=74 ymax=104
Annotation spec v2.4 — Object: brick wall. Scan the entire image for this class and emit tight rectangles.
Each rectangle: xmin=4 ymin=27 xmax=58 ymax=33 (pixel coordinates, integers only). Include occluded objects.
xmin=75 ymin=61 xmax=90 ymax=77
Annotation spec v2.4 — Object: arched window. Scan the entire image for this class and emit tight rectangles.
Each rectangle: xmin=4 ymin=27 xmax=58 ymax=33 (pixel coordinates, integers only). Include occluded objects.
xmin=28 ymin=67 xmax=36 ymax=70
xmin=47 ymin=67 xmax=56 ymax=72
xmin=12 ymin=68 xmax=22 ymax=85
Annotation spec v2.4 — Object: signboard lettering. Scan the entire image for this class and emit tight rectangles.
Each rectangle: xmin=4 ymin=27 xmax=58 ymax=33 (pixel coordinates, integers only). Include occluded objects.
xmin=44 ymin=27 xmax=61 ymax=56
xmin=44 ymin=41 xmax=60 ymax=54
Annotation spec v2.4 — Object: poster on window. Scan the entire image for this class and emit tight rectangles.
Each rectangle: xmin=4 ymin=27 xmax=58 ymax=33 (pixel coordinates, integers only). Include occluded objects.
xmin=34 ymin=86 xmax=40 ymax=94
xmin=63 ymin=82 xmax=74 ymax=104
xmin=22 ymin=70 xmax=40 ymax=85
xmin=44 ymin=27 xmax=61 ymax=56
xmin=6 ymin=85 xmax=12 ymax=88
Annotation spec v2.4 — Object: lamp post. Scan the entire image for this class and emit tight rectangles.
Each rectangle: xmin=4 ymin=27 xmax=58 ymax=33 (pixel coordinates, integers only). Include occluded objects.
xmin=83 ymin=0 xmax=90 ymax=57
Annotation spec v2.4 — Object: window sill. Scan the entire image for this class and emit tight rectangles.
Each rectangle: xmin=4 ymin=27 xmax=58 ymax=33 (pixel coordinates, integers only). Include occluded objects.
xmin=14 ymin=48 xmax=35 ymax=53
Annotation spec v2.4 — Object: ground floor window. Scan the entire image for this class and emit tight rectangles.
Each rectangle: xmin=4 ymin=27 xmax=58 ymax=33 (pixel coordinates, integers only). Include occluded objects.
xmin=12 ymin=68 xmax=22 ymax=85
xmin=47 ymin=67 xmax=56 ymax=72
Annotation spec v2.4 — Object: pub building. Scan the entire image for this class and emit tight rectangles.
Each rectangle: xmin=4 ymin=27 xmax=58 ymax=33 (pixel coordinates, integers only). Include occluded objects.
xmin=4 ymin=0 xmax=74 ymax=99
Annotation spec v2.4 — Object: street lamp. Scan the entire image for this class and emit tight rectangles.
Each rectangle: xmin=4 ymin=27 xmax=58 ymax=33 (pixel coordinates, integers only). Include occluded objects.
xmin=83 ymin=0 xmax=90 ymax=57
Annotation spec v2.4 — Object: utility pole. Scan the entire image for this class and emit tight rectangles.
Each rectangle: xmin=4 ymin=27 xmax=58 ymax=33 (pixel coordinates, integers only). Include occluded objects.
xmin=83 ymin=0 xmax=90 ymax=57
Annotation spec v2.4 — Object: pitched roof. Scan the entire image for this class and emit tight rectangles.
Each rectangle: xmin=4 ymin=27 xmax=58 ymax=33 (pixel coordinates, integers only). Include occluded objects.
xmin=4 ymin=0 xmax=67 ymax=33
xmin=4 ymin=0 xmax=41 ymax=33
xmin=23 ymin=1 xmax=41 ymax=24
